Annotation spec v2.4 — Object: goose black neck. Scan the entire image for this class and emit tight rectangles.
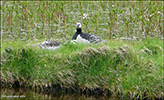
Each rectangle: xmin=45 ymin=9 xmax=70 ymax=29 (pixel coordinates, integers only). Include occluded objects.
xmin=77 ymin=28 xmax=82 ymax=33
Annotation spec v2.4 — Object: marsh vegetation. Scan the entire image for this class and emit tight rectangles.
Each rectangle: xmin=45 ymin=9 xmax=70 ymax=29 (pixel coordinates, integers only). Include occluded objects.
xmin=1 ymin=1 xmax=164 ymax=99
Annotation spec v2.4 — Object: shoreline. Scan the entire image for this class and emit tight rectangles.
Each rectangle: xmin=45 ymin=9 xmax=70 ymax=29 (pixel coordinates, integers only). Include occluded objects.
xmin=1 ymin=39 xmax=163 ymax=99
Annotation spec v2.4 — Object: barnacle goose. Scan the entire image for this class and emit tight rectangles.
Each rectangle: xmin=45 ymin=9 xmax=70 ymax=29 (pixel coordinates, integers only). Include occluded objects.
xmin=38 ymin=39 xmax=61 ymax=50
xmin=72 ymin=23 xmax=101 ymax=44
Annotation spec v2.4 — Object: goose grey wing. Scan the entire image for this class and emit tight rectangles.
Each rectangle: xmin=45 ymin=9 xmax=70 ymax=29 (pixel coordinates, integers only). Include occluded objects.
xmin=80 ymin=33 xmax=101 ymax=44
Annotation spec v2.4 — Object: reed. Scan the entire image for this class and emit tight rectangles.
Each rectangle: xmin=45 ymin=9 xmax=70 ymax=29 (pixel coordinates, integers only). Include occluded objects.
xmin=1 ymin=1 xmax=163 ymax=42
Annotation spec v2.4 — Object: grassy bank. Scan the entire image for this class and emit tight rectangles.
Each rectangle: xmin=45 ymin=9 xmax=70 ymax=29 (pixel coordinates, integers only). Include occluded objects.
xmin=1 ymin=38 xmax=163 ymax=99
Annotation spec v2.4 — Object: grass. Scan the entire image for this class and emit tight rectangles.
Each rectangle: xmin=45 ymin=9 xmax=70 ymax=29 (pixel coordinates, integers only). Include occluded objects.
xmin=1 ymin=38 xmax=163 ymax=99
xmin=1 ymin=1 xmax=164 ymax=99
xmin=1 ymin=1 xmax=163 ymax=42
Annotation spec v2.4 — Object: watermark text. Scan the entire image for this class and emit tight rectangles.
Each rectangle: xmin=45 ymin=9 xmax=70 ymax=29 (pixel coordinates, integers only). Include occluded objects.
xmin=2 ymin=95 xmax=25 ymax=98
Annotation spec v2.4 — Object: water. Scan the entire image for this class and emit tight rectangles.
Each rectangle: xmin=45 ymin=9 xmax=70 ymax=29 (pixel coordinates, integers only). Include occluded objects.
xmin=1 ymin=88 xmax=116 ymax=100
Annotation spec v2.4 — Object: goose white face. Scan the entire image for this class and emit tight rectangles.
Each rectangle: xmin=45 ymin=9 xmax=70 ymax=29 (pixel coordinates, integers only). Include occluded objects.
xmin=76 ymin=23 xmax=81 ymax=29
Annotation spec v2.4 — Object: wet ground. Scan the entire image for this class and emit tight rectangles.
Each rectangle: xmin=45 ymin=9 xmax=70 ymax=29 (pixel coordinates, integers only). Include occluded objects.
xmin=1 ymin=88 xmax=121 ymax=100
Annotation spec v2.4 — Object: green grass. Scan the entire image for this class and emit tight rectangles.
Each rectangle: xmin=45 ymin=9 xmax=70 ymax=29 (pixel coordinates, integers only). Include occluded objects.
xmin=1 ymin=1 xmax=164 ymax=99
xmin=1 ymin=1 xmax=163 ymax=42
xmin=1 ymin=38 xmax=163 ymax=99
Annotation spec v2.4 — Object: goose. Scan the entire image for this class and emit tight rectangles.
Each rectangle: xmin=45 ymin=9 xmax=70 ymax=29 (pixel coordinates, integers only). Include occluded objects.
xmin=38 ymin=39 xmax=61 ymax=50
xmin=72 ymin=23 xmax=101 ymax=44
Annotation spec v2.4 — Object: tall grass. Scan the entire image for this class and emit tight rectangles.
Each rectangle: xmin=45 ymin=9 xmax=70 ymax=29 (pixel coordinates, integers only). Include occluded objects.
xmin=1 ymin=38 xmax=163 ymax=99
xmin=1 ymin=1 xmax=163 ymax=42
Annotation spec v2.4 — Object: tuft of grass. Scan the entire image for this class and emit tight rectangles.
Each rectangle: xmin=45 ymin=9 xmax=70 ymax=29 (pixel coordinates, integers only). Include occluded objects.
xmin=1 ymin=38 xmax=163 ymax=99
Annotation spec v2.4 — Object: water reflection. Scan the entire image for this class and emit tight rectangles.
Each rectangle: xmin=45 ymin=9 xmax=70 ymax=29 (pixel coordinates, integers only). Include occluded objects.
xmin=1 ymin=88 xmax=117 ymax=100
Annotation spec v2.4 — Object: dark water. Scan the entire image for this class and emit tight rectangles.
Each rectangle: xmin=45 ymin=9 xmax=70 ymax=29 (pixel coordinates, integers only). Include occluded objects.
xmin=1 ymin=88 xmax=118 ymax=100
